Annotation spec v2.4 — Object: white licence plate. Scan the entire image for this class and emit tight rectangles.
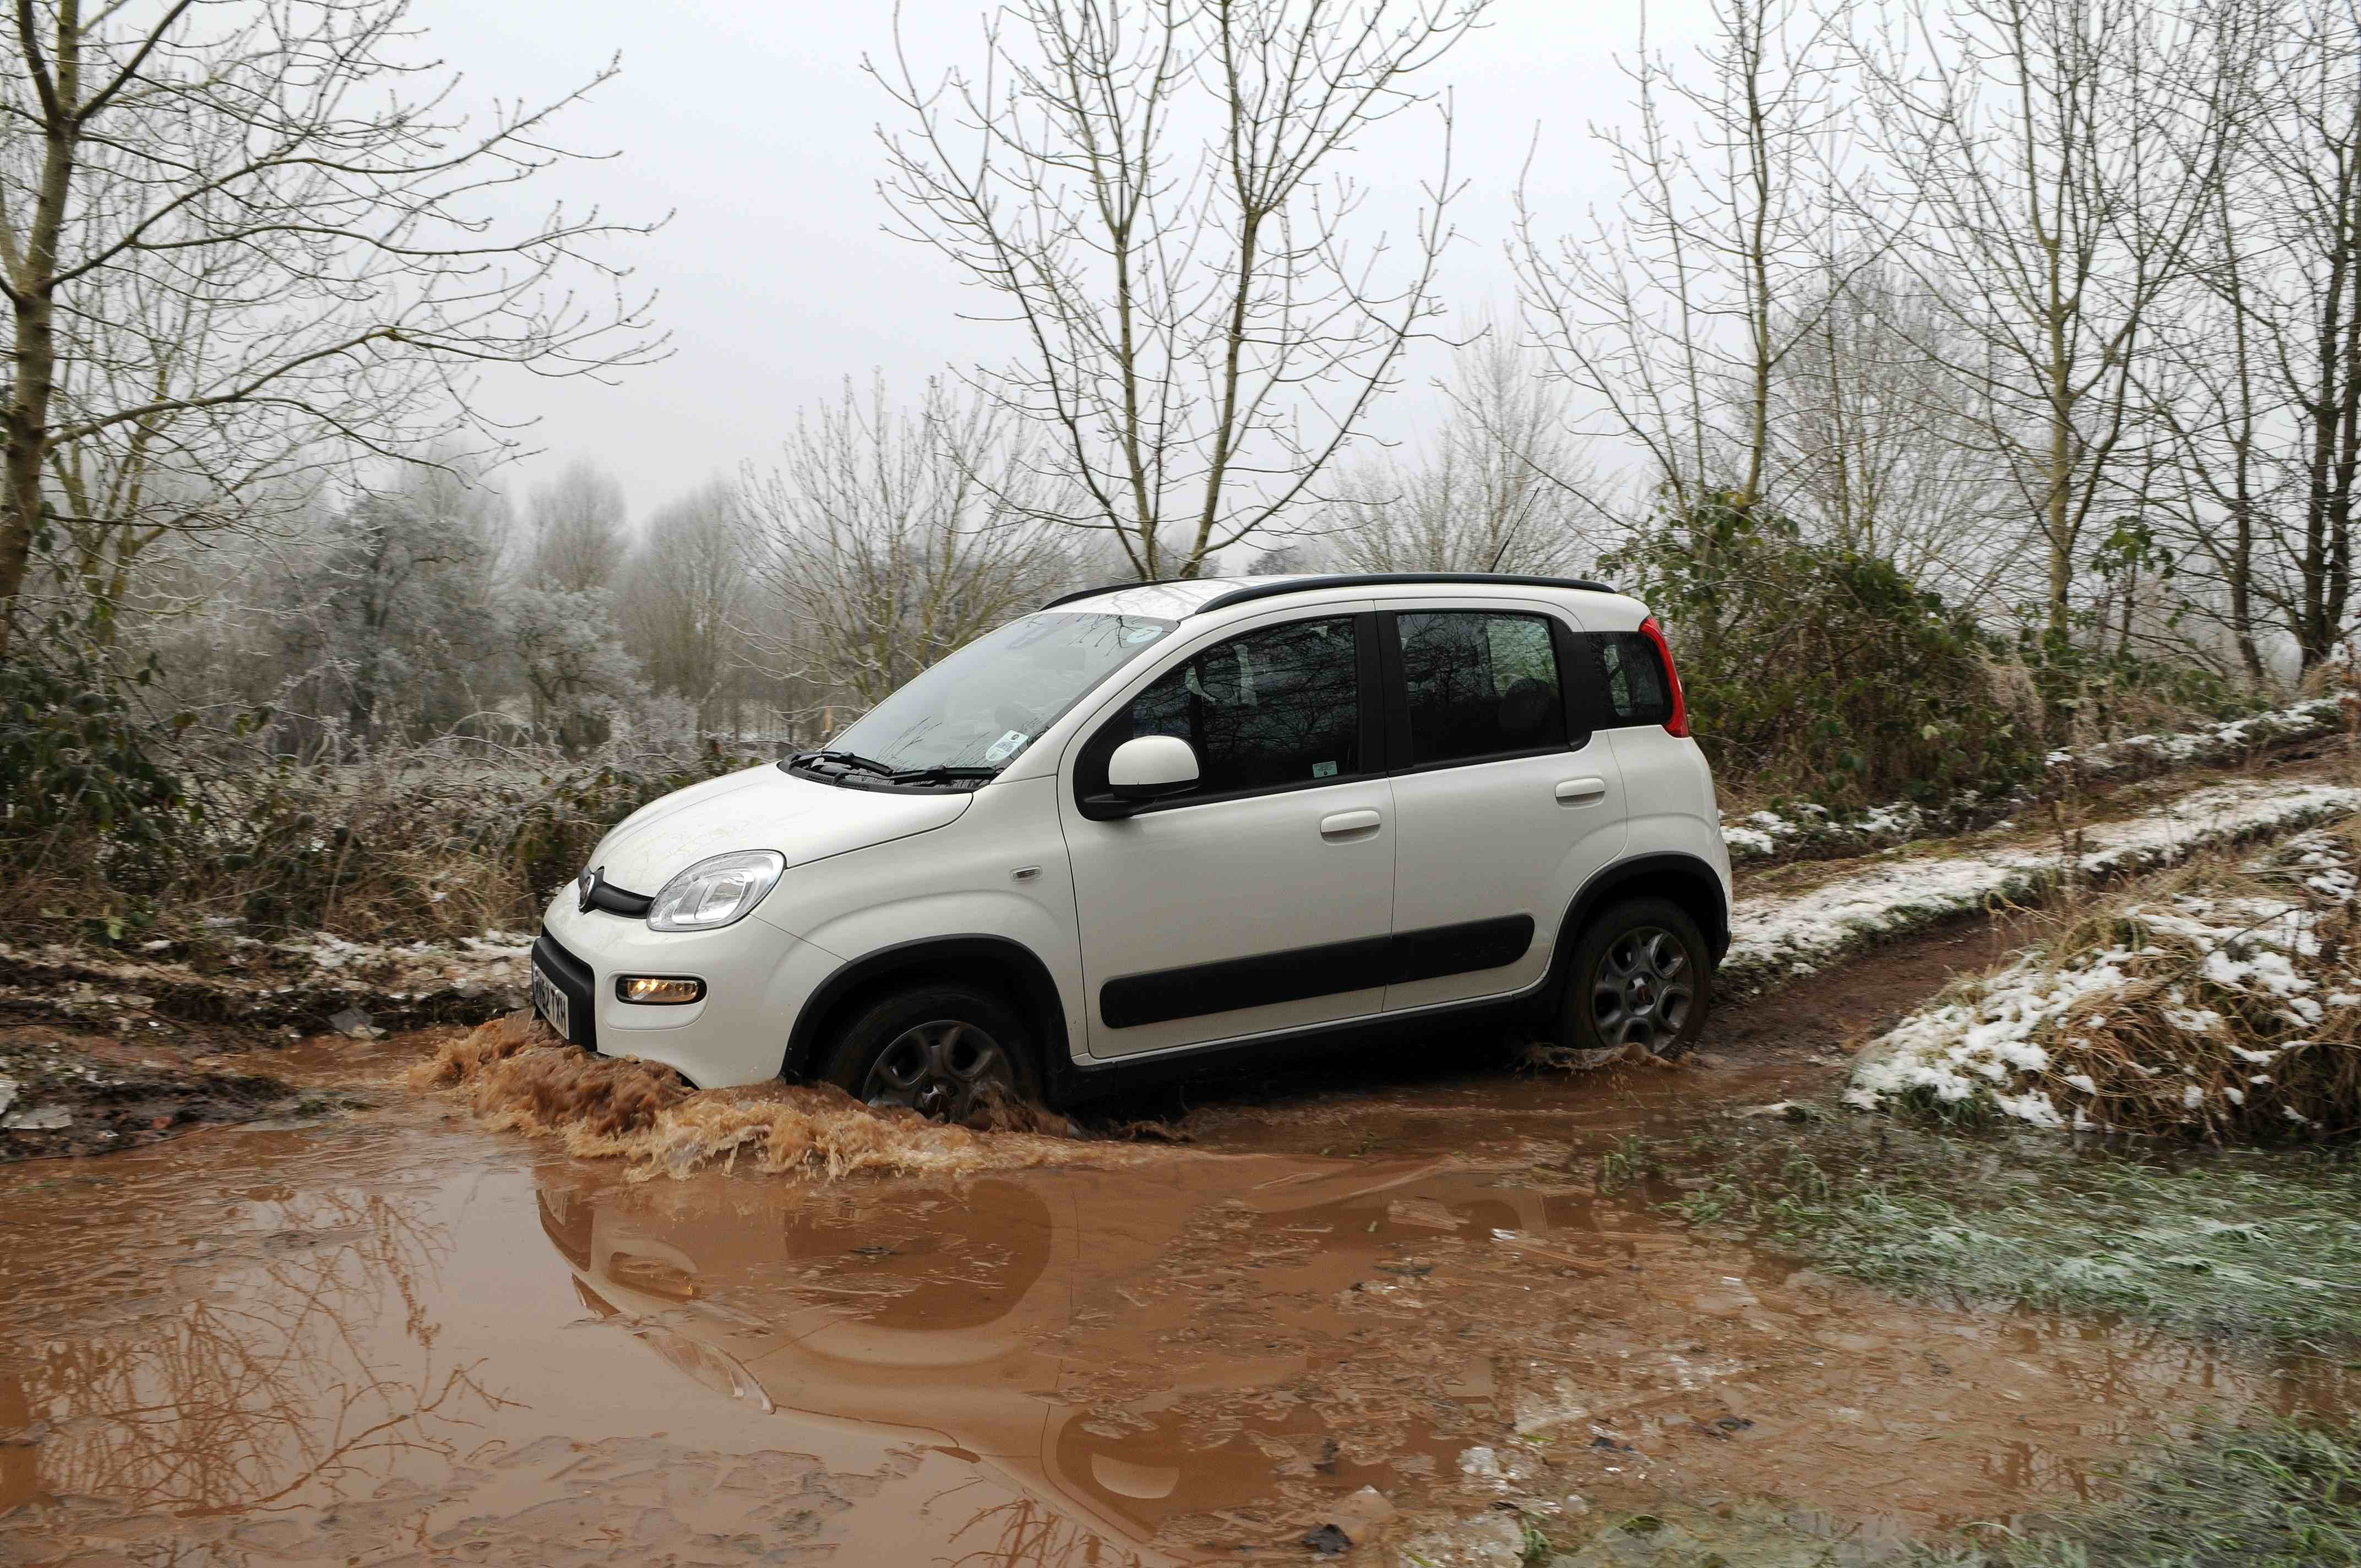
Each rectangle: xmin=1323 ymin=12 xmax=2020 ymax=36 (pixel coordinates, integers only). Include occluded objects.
xmin=532 ymin=960 xmax=573 ymax=1042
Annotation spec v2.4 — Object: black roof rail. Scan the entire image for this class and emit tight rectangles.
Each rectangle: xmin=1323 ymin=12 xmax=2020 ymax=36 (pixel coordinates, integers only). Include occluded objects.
xmin=1037 ymin=576 xmax=1195 ymax=612
xmin=1190 ymin=571 xmax=1618 ymax=617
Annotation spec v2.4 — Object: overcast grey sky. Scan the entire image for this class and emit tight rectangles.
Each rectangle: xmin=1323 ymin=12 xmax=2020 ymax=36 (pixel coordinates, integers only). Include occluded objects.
xmin=417 ymin=0 xmax=1717 ymax=532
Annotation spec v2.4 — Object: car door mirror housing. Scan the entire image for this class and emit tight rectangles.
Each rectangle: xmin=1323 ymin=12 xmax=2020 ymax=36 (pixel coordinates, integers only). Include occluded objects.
xmin=1107 ymin=735 xmax=1199 ymax=802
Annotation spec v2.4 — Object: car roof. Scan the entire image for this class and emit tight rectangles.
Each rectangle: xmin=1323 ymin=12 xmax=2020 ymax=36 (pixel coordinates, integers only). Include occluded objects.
xmin=1038 ymin=571 xmax=1628 ymax=621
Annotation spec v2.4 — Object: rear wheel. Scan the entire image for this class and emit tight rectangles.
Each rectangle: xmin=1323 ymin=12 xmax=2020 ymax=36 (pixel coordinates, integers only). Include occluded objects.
xmin=1557 ymin=897 xmax=1710 ymax=1061
xmin=818 ymin=983 xmax=1039 ymax=1121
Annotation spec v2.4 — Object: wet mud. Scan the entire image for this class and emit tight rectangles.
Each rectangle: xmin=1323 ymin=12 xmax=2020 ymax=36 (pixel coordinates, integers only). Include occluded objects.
xmin=0 ymin=1024 xmax=298 ymax=1161
xmin=4 ymin=917 xmax=2354 ymax=1564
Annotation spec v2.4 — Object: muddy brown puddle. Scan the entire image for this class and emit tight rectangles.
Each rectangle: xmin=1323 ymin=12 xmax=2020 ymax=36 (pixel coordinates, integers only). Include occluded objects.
xmin=1 ymin=1052 xmax=2351 ymax=1566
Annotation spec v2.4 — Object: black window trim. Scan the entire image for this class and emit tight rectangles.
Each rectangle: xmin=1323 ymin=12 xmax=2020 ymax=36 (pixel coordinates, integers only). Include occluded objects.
xmin=1073 ymin=609 xmax=1385 ymax=820
xmin=1378 ymin=606 xmax=1596 ymax=777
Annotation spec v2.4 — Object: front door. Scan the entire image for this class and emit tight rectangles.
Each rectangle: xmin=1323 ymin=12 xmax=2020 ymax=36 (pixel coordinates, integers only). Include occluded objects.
xmin=1059 ymin=610 xmax=1396 ymax=1058
xmin=1380 ymin=602 xmax=1629 ymax=1011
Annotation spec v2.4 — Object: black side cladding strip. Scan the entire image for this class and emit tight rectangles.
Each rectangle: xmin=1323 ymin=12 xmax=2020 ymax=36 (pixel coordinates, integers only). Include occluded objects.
xmin=1386 ymin=914 xmax=1535 ymax=986
xmin=1098 ymin=915 xmax=1535 ymax=1030
xmin=1100 ymin=935 xmax=1390 ymax=1029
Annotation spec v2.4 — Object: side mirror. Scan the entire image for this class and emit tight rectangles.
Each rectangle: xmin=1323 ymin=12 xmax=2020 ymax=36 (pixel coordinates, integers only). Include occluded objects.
xmin=1106 ymin=734 xmax=1199 ymax=802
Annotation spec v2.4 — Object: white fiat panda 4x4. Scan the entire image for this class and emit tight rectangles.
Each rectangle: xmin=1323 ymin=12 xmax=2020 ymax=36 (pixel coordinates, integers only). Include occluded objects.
xmin=531 ymin=573 xmax=1732 ymax=1117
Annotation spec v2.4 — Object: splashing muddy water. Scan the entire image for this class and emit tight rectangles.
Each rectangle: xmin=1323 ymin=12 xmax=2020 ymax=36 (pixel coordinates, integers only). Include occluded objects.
xmin=405 ymin=1011 xmax=1188 ymax=1183
xmin=2 ymin=1040 xmax=2354 ymax=1567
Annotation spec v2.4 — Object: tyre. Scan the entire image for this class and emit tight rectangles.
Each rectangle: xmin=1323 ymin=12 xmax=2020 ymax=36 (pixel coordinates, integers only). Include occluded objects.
xmin=817 ymin=982 xmax=1040 ymax=1121
xmin=1555 ymin=897 xmax=1710 ymax=1061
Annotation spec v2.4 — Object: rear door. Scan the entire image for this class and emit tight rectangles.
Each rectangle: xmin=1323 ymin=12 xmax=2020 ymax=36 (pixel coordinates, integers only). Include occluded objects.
xmin=1380 ymin=600 xmax=1628 ymax=1012
xmin=1059 ymin=609 xmax=1397 ymax=1058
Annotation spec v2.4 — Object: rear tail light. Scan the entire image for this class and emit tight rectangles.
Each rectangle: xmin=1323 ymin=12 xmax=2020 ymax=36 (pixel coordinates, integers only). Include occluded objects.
xmin=1638 ymin=616 xmax=1690 ymax=738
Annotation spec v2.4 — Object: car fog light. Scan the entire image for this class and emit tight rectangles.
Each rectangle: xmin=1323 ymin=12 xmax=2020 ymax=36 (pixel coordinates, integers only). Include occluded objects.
xmin=617 ymin=975 xmax=705 ymax=1005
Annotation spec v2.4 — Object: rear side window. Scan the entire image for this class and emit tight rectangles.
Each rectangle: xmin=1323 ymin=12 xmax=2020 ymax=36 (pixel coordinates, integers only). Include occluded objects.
xmin=1595 ymin=631 xmax=1674 ymax=726
xmin=1113 ymin=616 xmax=1364 ymax=798
xmin=1396 ymin=611 xmax=1569 ymax=766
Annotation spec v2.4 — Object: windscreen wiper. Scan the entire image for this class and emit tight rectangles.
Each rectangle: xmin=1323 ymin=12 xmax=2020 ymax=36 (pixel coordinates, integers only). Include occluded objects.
xmin=786 ymin=748 xmax=896 ymax=778
xmin=886 ymin=764 xmax=1001 ymax=785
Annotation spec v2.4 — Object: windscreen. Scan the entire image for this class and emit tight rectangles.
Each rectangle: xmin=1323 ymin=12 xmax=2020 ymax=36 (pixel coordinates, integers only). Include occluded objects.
xmin=827 ymin=612 xmax=1176 ymax=774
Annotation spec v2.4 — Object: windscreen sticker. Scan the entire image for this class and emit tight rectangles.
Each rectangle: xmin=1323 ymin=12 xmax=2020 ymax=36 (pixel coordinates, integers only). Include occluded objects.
xmin=1312 ymin=760 xmax=1338 ymax=778
xmin=983 ymin=729 xmax=1030 ymax=764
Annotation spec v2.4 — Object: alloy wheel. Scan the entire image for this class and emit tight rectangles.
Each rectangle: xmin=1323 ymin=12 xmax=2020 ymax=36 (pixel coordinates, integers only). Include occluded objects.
xmin=861 ymin=1019 xmax=1017 ymax=1121
xmin=1589 ymin=925 xmax=1695 ymax=1055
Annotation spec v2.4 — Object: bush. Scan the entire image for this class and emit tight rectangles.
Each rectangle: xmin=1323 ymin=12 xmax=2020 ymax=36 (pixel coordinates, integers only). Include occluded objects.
xmin=1603 ymin=497 xmax=2043 ymax=805
xmin=0 ymin=633 xmax=191 ymax=879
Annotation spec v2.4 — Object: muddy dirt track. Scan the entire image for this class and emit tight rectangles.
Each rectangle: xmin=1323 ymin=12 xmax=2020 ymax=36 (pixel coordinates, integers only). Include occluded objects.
xmin=1 ymin=913 xmax=2354 ymax=1567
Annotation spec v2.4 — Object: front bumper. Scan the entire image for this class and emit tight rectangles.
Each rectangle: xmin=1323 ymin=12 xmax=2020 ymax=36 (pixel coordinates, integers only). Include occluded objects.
xmin=534 ymin=890 xmax=841 ymax=1088
xmin=532 ymin=929 xmax=600 ymax=1050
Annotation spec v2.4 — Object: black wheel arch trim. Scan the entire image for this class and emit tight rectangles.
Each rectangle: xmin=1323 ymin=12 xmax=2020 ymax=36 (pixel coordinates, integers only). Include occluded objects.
xmin=1547 ymin=853 xmax=1731 ymax=997
xmin=781 ymin=934 xmax=1073 ymax=1085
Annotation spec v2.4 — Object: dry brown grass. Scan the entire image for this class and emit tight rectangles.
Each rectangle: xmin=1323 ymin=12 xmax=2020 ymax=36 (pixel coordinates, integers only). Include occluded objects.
xmin=1852 ymin=821 xmax=2361 ymax=1141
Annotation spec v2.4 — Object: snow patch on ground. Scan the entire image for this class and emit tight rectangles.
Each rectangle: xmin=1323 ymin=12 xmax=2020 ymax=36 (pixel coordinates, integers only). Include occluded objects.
xmin=1723 ymin=780 xmax=2361 ymax=995
xmin=2058 ymin=696 xmax=2346 ymax=774
xmin=1846 ymin=823 xmax=2361 ymax=1134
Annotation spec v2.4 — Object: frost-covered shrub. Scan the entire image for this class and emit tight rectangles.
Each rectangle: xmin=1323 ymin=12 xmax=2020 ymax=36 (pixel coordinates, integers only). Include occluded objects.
xmin=1848 ymin=826 xmax=2361 ymax=1142
xmin=1603 ymin=497 xmax=2042 ymax=807
xmin=215 ymin=742 xmax=750 ymax=939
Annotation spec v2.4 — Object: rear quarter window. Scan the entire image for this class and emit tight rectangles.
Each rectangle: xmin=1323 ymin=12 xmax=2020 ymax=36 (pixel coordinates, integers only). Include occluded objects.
xmin=1591 ymin=631 xmax=1674 ymax=727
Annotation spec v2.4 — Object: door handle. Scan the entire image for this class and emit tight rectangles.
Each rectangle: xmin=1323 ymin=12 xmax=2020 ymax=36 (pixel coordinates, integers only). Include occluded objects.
xmin=1555 ymin=777 xmax=1609 ymax=805
xmin=1319 ymin=809 xmax=1383 ymax=837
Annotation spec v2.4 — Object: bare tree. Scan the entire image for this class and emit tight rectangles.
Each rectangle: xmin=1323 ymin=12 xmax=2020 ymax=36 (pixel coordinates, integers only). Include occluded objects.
xmin=1513 ymin=0 xmax=1859 ymax=522
xmin=871 ymin=0 xmax=1487 ymax=580
xmin=525 ymin=460 xmax=628 ymax=592
xmin=0 ymin=0 xmax=662 ymax=651
xmin=2230 ymin=0 xmax=2361 ymax=672
xmin=1318 ymin=328 xmax=1601 ymax=574
xmin=1771 ymin=260 xmax=2015 ymax=602
xmin=1852 ymin=0 xmax=2236 ymax=640
xmin=738 ymin=374 xmax=1071 ymax=714
xmin=2136 ymin=0 xmax=2282 ymax=681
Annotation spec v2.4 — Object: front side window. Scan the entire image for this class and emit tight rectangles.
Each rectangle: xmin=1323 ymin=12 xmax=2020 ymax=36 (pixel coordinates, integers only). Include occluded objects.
xmin=825 ymin=612 xmax=1175 ymax=775
xmin=1397 ymin=611 xmax=1569 ymax=766
xmin=1102 ymin=616 xmax=1364 ymax=800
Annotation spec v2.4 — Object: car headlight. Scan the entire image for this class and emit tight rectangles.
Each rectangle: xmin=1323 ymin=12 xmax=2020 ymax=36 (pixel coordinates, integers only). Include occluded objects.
xmin=646 ymin=850 xmax=785 ymax=932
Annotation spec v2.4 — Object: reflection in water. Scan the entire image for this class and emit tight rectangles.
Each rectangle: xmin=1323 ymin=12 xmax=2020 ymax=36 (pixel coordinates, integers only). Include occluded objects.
xmin=527 ymin=1153 xmax=2360 ymax=1560
xmin=529 ymin=1158 xmax=1479 ymax=1562
xmin=0 ymin=1182 xmax=498 ymax=1522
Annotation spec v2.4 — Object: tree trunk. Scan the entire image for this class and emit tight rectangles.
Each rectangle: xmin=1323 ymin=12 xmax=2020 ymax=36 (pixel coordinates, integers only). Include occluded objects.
xmin=2047 ymin=309 xmax=2075 ymax=641
xmin=0 ymin=10 xmax=81 ymax=655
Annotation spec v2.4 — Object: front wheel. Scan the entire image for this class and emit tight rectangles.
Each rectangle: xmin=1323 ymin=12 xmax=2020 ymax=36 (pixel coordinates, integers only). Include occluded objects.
xmin=1555 ymin=897 xmax=1710 ymax=1061
xmin=817 ymin=983 xmax=1039 ymax=1122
